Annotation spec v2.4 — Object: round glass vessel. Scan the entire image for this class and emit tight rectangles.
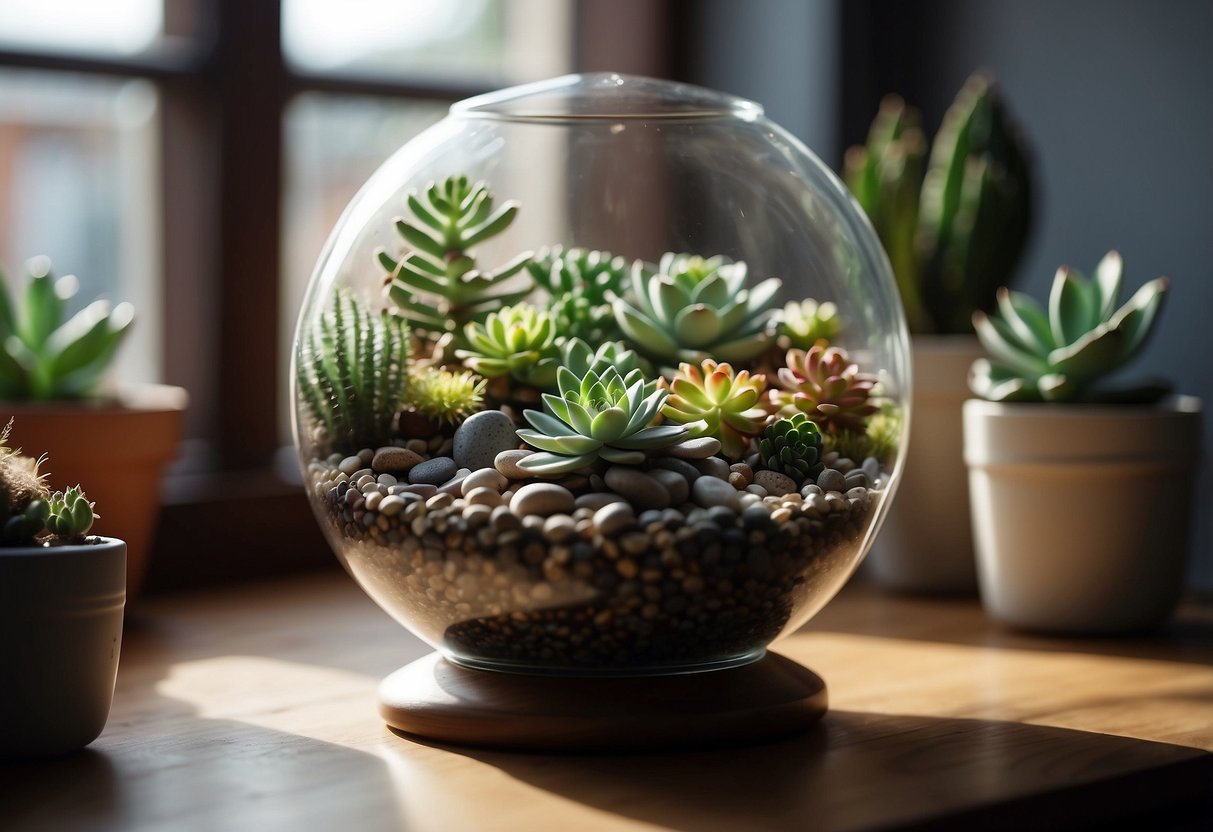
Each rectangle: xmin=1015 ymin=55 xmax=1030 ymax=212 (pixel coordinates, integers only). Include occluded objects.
xmin=292 ymin=74 xmax=910 ymax=675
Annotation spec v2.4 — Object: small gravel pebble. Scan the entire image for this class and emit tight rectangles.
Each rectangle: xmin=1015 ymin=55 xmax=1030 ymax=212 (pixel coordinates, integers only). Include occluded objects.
xmin=693 ymin=456 xmax=731 ymax=480
xmin=754 ymin=470 xmax=797 ymax=496
xmin=650 ymin=457 xmax=701 ymax=482
xmin=453 ymin=410 xmax=519 ymax=470
xmin=377 ymin=495 xmax=407 ymax=517
xmin=692 ymin=476 xmax=742 ymax=511
xmin=844 ymin=470 xmax=870 ymax=490
xmin=817 ymin=468 xmax=847 ymax=494
xmin=461 ymin=468 xmax=507 ymax=495
xmin=465 ymin=486 xmax=505 ymax=507
xmin=862 ymin=456 xmax=881 ymax=483
xmin=495 ymin=449 xmax=536 ymax=479
xmin=745 ymin=484 xmax=768 ymax=497
xmin=409 ymin=456 xmax=458 ymax=486
xmin=648 ymin=468 xmax=690 ymax=504
xmin=575 ymin=492 xmax=625 ymax=511
xmin=372 ymin=446 xmax=423 ymax=474
xmin=338 ymin=455 xmax=362 ymax=476
xmin=604 ymin=466 xmax=671 ymax=510
xmin=543 ymin=514 xmax=576 ymax=543
xmin=665 ymin=436 xmax=722 ymax=459
xmin=594 ymin=501 xmax=635 ymax=536
xmin=510 ymin=482 xmax=576 ymax=517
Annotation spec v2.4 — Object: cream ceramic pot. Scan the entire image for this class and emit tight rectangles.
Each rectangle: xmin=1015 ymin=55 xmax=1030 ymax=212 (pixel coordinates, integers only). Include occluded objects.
xmin=963 ymin=397 xmax=1201 ymax=634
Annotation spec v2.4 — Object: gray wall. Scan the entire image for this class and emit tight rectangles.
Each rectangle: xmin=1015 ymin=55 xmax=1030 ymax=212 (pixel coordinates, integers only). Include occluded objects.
xmin=687 ymin=0 xmax=1213 ymax=589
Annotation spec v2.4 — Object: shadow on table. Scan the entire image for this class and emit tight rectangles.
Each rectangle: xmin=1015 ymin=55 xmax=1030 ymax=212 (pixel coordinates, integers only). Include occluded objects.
xmin=406 ymin=709 xmax=1211 ymax=832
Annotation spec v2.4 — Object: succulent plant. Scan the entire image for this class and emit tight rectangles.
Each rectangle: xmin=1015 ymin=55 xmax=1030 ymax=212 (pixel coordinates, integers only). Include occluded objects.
xmin=406 ymin=368 xmax=487 ymax=426
xmin=527 ymin=246 xmax=627 ymax=342
xmin=772 ymin=345 xmax=879 ymax=435
xmin=0 ymin=256 xmax=134 ymax=401
xmin=661 ymin=360 xmax=769 ymax=459
xmin=1 ymin=422 xmax=49 ymax=545
xmin=780 ymin=298 xmax=840 ymax=350
xmin=46 ymin=485 xmax=96 ymax=542
xmin=379 ymin=175 xmax=532 ymax=336
xmin=844 ymin=73 xmax=1033 ymax=334
xmin=560 ymin=338 xmax=653 ymax=391
xmin=516 ymin=366 xmax=688 ymax=476
xmin=611 ymin=252 xmax=780 ymax=366
xmin=455 ymin=303 xmax=560 ymax=388
xmin=825 ymin=403 xmax=902 ymax=464
xmin=970 ymin=251 xmax=1169 ymax=403
xmin=296 ymin=289 xmax=411 ymax=453
xmin=758 ymin=414 xmax=825 ymax=483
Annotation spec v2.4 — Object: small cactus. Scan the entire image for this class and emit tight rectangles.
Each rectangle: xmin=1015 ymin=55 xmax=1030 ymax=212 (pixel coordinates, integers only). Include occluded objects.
xmin=758 ymin=414 xmax=825 ymax=483
xmin=46 ymin=486 xmax=97 ymax=542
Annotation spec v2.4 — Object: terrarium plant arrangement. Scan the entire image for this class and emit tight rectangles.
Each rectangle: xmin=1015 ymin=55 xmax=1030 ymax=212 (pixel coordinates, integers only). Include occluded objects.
xmin=964 ymin=252 xmax=1201 ymax=634
xmin=843 ymin=71 xmax=1035 ymax=594
xmin=295 ymin=172 xmax=900 ymax=675
xmin=0 ymin=257 xmax=186 ymax=598
xmin=0 ymin=421 xmax=127 ymax=759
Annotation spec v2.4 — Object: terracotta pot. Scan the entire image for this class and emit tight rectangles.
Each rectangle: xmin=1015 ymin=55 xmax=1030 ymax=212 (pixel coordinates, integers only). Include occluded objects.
xmin=963 ymin=396 xmax=1202 ymax=634
xmin=0 ymin=537 xmax=126 ymax=759
xmin=866 ymin=335 xmax=982 ymax=594
xmin=3 ymin=383 xmax=187 ymax=599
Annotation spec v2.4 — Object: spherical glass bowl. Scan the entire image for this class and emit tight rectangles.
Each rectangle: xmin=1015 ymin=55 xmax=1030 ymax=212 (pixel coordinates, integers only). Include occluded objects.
xmin=292 ymin=73 xmax=909 ymax=675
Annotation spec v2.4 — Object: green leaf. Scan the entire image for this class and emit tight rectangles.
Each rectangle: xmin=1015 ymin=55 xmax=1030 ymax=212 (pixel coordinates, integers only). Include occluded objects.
xmin=614 ymin=299 xmax=680 ymax=359
xmin=673 ymin=304 xmax=723 ymax=349
xmin=396 ymin=221 xmax=447 ymax=259
xmin=612 ymin=424 xmax=688 ymax=449
xmin=973 ymin=311 xmax=1050 ymax=375
xmin=22 ymin=272 xmax=64 ymax=349
xmin=516 ymin=429 xmax=601 ymax=455
xmin=516 ymin=450 xmax=598 ymax=475
xmin=1047 ymin=325 xmax=1124 ymax=383
xmin=1049 ymin=267 xmax=1093 ymax=346
xmin=406 ymin=193 xmax=444 ymax=233
xmin=598 ymin=446 xmax=646 ymax=465
xmin=1108 ymin=277 xmax=1168 ymax=362
xmin=1093 ymin=250 xmax=1123 ymax=322
xmin=522 ymin=409 xmax=573 ymax=437
xmin=461 ymin=203 xmax=518 ymax=248
xmin=590 ymin=407 xmax=629 ymax=442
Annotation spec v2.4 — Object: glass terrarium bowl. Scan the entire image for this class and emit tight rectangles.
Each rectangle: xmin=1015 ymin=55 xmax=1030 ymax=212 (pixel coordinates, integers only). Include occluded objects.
xmin=292 ymin=73 xmax=909 ymax=676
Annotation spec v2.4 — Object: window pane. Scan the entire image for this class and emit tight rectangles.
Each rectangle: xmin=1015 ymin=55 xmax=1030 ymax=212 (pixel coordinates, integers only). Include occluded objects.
xmin=282 ymin=0 xmax=571 ymax=84
xmin=0 ymin=69 xmax=162 ymax=386
xmin=0 ymin=0 xmax=162 ymax=56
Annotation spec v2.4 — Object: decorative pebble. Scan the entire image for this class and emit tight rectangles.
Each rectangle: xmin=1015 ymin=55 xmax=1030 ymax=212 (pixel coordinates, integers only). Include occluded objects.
xmin=409 ymin=456 xmax=458 ymax=486
xmin=844 ymin=470 xmax=870 ymax=490
xmin=372 ymin=446 xmax=423 ymax=474
xmin=576 ymin=492 xmax=625 ymax=511
xmin=462 ymin=467 xmax=508 ymax=495
xmin=692 ymin=476 xmax=742 ymax=512
xmin=543 ymin=514 xmax=576 ymax=543
xmin=648 ymin=468 xmax=689 ymax=504
xmin=693 ymin=456 xmax=731 ymax=480
xmin=745 ymin=484 xmax=768 ymax=497
xmin=862 ymin=456 xmax=881 ymax=483
xmin=437 ymin=469 xmax=472 ymax=497
xmin=594 ymin=501 xmax=636 ymax=536
xmin=665 ymin=436 xmax=722 ymax=459
xmin=817 ymin=468 xmax=847 ymax=494
xmin=754 ymin=470 xmax=797 ymax=497
xmin=495 ymin=449 xmax=536 ymax=479
xmin=650 ymin=457 xmax=701 ymax=482
xmin=604 ymin=466 xmax=671 ymax=510
xmin=465 ymin=486 xmax=505 ymax=508
xmin=510 ymin=482 xmax=576 ymax=517
xmin=377 ymin=495 xmax=407 ymax=517
xmin=338 ymin=455 xmax=362 ymax=476
xmin=453 ymin=410 xmax=519 ymax=471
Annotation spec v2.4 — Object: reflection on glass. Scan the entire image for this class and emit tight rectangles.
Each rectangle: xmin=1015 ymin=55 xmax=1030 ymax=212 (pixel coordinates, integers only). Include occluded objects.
xmin=0 ymin=0 xmax=162 ymax=56
xmin=0 ymin=70 xmax=161 ymax=386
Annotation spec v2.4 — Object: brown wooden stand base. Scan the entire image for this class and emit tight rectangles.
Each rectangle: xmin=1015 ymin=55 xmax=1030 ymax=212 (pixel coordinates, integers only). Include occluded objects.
xmin=378 ymin=651 xmax=827 ymax=752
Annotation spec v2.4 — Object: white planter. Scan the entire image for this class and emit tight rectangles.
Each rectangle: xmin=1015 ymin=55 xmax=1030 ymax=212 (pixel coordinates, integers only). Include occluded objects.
xmin=963 ymin=397 xmax=1202 ymax=634
xmin=867 ymin=335 xmax=983 ymax=593
xmin=0 ymin=537 xmax=126 ymax=758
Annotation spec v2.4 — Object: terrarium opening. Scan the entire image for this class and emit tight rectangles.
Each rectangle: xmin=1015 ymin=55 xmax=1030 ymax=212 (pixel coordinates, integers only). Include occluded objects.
xmin=452 ymin=72 xmax=764 ymax=123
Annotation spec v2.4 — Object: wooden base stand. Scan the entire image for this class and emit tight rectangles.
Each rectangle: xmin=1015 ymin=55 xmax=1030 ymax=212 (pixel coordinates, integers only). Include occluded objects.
xmin=378 ymin=651 xmax=827 ymax=752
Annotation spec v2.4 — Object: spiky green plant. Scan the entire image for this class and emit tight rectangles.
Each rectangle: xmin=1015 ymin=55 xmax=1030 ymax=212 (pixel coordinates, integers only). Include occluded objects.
xmin=758 ymin=414 xmax=824 ymax=483
xmin=781 ymin=299 xmax=840 ymax=349
xmin=46 ymin=485 xmax=96 ymax=542
xmin=296 ymin=289 xmax=410 ymax=453
xmin=661 ymin=360 xmax=768 ymax=459
xmin=611 ymin=252 xmax=780 ymax=367
xmin=772 ymin=345 xmax=879 ymax=435
xmin=379 ymin=175 xmax=532 ymax=336
xmin=527 ymin=246 xmax=627 ymax=342
xmin=455 ymin=303 xmax=559 ymax=388
xmin=515 ymin=366 xmax=688 ymax=476
xmin=560 ymin=338 xmax=653 ymax=391
xmin=844 ymin=73 xmax=1033 ymax=334
xmin=0 ymin=257 xmax=134 ymax=400
xmin=406 ymin=368 xmax=487 ymax=426
xmin=970 ymin=251 xmax=1169 ymax=402
xmin=0 ymin=421 xmax=49 ymax=545
xmin=825 ymin=404 xmax=902 ymax=463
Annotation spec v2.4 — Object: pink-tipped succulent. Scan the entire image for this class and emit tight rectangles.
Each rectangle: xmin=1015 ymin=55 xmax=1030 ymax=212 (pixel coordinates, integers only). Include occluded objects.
xmin=772 ymin=345 xmax=878 ymax=435
xmin=661 ymin=360 xmax=770 ymax=459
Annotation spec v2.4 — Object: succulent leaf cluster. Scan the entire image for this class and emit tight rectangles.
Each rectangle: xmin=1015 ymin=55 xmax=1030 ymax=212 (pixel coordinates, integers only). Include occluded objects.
xmin=971 ymin=252 xmax=1168 ymax=402
xmin=46 ymin=485 xmax=96 ymax=542
xmin=560 ymin=338 xmax=653 ymax=392
xmin=0 ymin=257 xmax=134 ymax=400
xmin=379 ymin=175 xmax=532 ymax=335
xmin=455 ymin=304 xmax=559 ymax=388
xmin=1 ymin=422 xmax=98 ymax=546
xmin=758 ymin=414 xmax=824 ymax=483
xmin=781 ymin=299 xmax=840 ymax=350
xmin=844 ymin=73 xmax=1033 ymax=334
xmin=825 ymin=403 xmax=902 ymax=464
xmin=612 ymin=252 xmax=780 ymax=367
xmin=516 ymin=366 xmax=688 ymax=476
xmin=296 ymin=289 xmax=411 ymax=453
xmin=661 ymin=360 xmax=769 ymax=459
xmin=772 ymin=345 xmax=879 ymax=435
xmin=406 ymin=368 xmax=487 ymax=425
xmin=526 ymin=247 xmax=627 ymax=343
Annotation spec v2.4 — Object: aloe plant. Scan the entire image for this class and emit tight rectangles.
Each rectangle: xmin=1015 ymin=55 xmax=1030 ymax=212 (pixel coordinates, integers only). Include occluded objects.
xmin=844 ymin=73 xmax=1033 ymax=334
xmin=515 ymin=366 xmax=688 ymax=476
xmin=970 ymin=251 xmax=1168 ymax=402
xmin=661 ymin=360 xmax=769 ymax=459
xmin=379 ymin=175 xmax=532 ymax=336
xmin=0 ymin=257 xmax=134 ymax=400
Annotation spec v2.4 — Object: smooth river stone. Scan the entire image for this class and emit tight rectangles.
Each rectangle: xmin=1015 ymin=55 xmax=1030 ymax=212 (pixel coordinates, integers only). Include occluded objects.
xmin=647 ymin=468 xmax=690 ymax=504
xmin=816 ymin=468 xmax=847 ymax=494
xmin=593 ymin=501 xmax=636 ymax=536
xmin=753 ymin=469 xmax=797 ymax=497
xmin=453 ymin=410 xmax=519 ymax=471
xmin=604 ymin=466 xmax=671 ymax=511
xmin=408 ymin=456 xmax=458 ymax=486
xmin=691 ymin=475 xmax=742 ymax=512
xmin=371 ymin=446 xmax=423 ymax=474
xmin=495 ymin=449 xmax=536 ymax=479
xmin=510 ymin=482 xmax=576 ymax=517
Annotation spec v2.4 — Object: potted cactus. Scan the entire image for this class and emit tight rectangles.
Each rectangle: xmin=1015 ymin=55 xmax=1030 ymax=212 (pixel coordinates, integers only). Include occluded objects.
xmin=844 ymin=72 xmax=1034 ymax=594
xmin=0 ymin=421 xmax=126 ymax=758
xmin=963 ymin=252 xmax=1201 ymax=634
xmin=0 ymin=257 xmax=187 ymax=598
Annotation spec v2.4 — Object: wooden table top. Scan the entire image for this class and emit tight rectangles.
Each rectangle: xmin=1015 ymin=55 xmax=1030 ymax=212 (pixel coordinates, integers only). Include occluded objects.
xmin=4 ymin=571 xmax=1211 ymax=832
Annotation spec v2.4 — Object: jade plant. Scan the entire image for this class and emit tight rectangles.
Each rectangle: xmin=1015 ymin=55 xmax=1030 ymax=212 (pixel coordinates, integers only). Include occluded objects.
xmin=661 ymin=360 xmax=769 ymax=459
xmin=526 ymin=246 xmax=627 ymax=343
xmin=611 ymin=252 xmax=780 ymax=367
xmin=296 ymin=289 xmax=411 ymax=453
xmin=515 ymin=366 xmax=688 ymax=475
xmin=772 ymin=345 xmax=879 ymax=435
xmin=970 ymin=251 xmax=1169 ymax=402
xmin=1 ymin=422 xmax=97 ymax=546
xmin=844 ymin=73 xmax=1033 ymax=334
xmin=379 ymin=175 xmax=532 ymax=336
xmin=0 ymin=257 xmax=134 ymax=401
xmin=758 ymin=414 xmax=824 ymax=483
xmin=454 ymin=303 xmax=560 ymax=388
xmin=780 ymin=298 xmax=840 ymax=350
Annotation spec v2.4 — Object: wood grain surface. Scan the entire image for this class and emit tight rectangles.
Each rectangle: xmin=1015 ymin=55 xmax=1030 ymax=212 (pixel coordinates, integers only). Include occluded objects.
xmin=2 ymin=573 xmax=1210 ymax=832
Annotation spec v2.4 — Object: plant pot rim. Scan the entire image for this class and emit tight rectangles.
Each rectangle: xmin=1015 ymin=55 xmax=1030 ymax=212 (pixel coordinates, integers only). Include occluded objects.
xmin=964 ymin=393 xmax=1201 ymax=419
xmin=1 ymin=382 xmax=188 ymax=416
xmin=0 ymin=536 xmax=125 ymax=559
